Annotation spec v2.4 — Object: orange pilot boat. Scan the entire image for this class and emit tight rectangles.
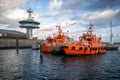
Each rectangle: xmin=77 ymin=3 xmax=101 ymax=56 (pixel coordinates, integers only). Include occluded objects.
xmin=40 ymin=25 xmax=69 ymax=54
xmin=40 ymin=36 xmax=53 ymax=53
xmin=51 ymin=25 xmax=70 ymax=55
xmin=63 ymin=23 xmax=106 ymax=55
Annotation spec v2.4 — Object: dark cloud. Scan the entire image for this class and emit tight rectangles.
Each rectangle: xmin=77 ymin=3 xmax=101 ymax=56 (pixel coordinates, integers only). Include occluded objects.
xmin=62 ymin=0 xmax=120 ymax=11
xmin=69 ymin=9 xmax=120 ymax=28
xmin=87 ymin=0 xmax=120 ymax=11
xmin=62 ymin=0 xmax=82 ymax=11
xmin=62 ymin=0 xmax=120 ymax=28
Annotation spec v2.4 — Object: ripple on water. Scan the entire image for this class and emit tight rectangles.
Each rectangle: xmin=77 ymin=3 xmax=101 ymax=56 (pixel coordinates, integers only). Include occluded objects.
xmin=0 ymin=49 xmax=120 ymax=80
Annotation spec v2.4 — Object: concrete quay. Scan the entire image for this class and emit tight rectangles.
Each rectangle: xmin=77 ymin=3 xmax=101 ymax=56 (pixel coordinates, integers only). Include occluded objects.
xmin=104 ymin=43 xmax=119 ymax=50
xmin=0 ymin=39 xmax=35 ymax=49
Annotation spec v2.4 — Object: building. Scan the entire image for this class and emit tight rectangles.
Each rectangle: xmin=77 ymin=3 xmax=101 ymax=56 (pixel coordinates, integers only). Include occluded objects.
xmin=0 ymin=29 xmax=27 ymax=39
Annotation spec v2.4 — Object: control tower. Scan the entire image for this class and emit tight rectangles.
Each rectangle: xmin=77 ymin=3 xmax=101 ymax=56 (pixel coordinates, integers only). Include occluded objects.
xmin=18 ymin=8 xmax=40 ymax=39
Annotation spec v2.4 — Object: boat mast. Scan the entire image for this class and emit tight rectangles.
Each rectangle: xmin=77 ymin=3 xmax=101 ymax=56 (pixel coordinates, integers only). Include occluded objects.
xmin=56 ymin=25 xmax=62 ymax=35
xmin=89 ymin=22 xmax=94 ymax=34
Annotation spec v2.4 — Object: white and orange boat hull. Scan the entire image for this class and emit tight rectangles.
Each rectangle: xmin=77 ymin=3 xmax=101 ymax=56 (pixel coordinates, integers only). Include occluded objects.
xmin=63 ymin=44 xmax=106 ymax=55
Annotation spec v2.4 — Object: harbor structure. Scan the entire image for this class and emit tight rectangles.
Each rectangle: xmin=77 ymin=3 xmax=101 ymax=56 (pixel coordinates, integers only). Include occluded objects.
xmin=0 ymin=29 xmax=27 ymax=39
xmin=18 ymin=8 xmax=40 ymax=39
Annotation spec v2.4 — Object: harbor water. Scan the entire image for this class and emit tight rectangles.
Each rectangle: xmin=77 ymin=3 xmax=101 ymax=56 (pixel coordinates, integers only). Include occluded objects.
xmin=0 ymin=49 xmax=120 ymax=80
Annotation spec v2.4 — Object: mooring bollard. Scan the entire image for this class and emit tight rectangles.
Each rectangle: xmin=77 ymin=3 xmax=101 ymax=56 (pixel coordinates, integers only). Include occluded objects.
xmin=40 ymin=52 xmax=43 ymax=64
xmin=16 ymin=34 xmax=19 ymax=52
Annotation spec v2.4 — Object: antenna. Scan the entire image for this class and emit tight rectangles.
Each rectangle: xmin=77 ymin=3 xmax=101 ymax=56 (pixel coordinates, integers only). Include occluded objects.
xmin=56 ymin=25 xmax=62 ymax=34
xmin=27 ymin=8 xmax=33 ymax=20
xmin=110 ymin=21 xmax=113 ymax=44
xmin=89 ymin=22 xmax=94 ymax=34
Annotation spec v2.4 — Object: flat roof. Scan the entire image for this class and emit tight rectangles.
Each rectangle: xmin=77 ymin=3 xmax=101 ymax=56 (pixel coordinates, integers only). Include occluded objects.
xmin=0 ymin=29 xmax=25 ymax=35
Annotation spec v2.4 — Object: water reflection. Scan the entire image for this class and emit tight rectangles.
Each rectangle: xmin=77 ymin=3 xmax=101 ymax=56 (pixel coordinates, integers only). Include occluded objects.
xmin=63 ymin=54 xmax=103 ymax=62
xmin=0 ymin=49 xmax=120 ymax=80
xmin=62 ymin=54 xmax=106 ymax=79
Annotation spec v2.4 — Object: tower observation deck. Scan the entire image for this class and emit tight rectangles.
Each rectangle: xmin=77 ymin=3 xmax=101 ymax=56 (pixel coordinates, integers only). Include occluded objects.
xmin=18 ymin=8 xmax=40 ymax=39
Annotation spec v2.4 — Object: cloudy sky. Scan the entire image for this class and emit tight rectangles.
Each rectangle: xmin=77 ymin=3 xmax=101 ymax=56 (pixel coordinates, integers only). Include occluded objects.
xmin=0 ymin=0 xmax=120 ymax=42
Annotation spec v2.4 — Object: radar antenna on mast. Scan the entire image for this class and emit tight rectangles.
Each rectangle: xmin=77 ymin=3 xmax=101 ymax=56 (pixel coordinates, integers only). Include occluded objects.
xmin=27 ymin=8 xmax=33 ymax=20
xmin=89 ymin=22 xmax=94 ymax=34
xmin=56 ymin=25 xmax=62 ymax=34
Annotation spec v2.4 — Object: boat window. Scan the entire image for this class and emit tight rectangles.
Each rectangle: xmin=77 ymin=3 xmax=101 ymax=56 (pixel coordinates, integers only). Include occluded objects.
xmin=95 ymin=48 xmax=97 ymax=50
xmin=98 ymin=47 xmax=100 ymax=50
xmin=104 ymin=47 xmax=106 ymax=49
xmin=88 ymin=45 xmax=90 ymax=47
xmin=84 ymin=47 xmax=87 ymax=50
xmin=86 ymin=36 xmax=91 ymax=41
xmin=64 ymin=46 xmax=68 ymax=48
xmin=90 ymin=48 xmax=92 ymax=50
xmin=72 ymin=46 xmax=75 ymax=50
xmin=102 ymin=48 xmax=103 ymax=50
xmin=79 ymin=47 xmax=83 ymax=50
